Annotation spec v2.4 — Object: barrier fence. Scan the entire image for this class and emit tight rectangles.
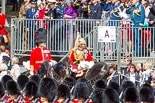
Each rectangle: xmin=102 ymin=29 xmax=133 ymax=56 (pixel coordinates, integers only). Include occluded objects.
xmin=11 ymin=18 xmax=155 ymax=65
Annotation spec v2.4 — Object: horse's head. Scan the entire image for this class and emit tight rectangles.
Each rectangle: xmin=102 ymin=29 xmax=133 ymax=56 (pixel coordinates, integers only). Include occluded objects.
xmin=85 ymin=62 xmax=110 ymax=84
xmin=38 ymin=60 xmax=52 ymax=78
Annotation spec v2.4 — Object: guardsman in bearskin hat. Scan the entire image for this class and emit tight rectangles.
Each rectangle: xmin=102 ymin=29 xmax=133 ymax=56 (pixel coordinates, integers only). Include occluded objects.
xmin=91 ymin=79 xmax=106 ymax=103
xmin=30 ymin=28 xmax=54 ymax=75
xmin=55 ymin=84 xmax=70 ymax=103
xmin=29 ymin=75 xmax=40 ymax=85
xmin=0 ymin=5 xmax=8 ymax=45
xmin=72 ymin=81 xmax=92 ymax=103
xmin=124 ymin=87 xmax=139 ymax=103
xmin=68 ymin=35 xmax=94 ymax=77
xmin=108 ymin=81 xmax=120 ymax=94
xmin=23 ymin=81 xmax=38 ymax=102
xmin=63 ymin=77 xmax=76 ymax=90
xmin=6 ymin=80 xmax=21 ymax=103
xmin=0 ymin=82 xmax=5 ymax=99
xmin=17 ymin=75 xmax=29 ymax=102
xmin=140 ymin=86 xmax=154 ymax=103
xmin=17 ymin=75 xmax=29 ymax=93
xmin=38 ymin=77 xmax=58 ymax=102
xmin=119 ymin=80 xmax=136 ymax=102
xmin=104 ymin=87 xmax=119 ymax=103
xmin=0 ymin=75 xmax=13 ymax=102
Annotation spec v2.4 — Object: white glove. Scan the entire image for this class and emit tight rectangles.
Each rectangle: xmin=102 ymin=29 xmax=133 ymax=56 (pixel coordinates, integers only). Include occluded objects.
xmin=72 ymin=69 xmax=78 ymax=73
xmin=30 ymin=71 xmax=34 ymax=75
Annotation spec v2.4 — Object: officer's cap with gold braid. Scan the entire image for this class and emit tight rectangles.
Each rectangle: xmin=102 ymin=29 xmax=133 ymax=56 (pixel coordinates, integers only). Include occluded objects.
xmin=65 ymin=0 xmax=74 ymax=4
xmin=30 ymin=0 xmax=37 ymax=4
xmin=48 ymin=0 xmax=56 ymax=4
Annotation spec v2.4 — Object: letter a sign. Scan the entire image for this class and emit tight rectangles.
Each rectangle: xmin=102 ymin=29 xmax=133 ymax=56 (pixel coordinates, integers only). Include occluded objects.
xmin=98 ymin=26 xmax=116 ymax=42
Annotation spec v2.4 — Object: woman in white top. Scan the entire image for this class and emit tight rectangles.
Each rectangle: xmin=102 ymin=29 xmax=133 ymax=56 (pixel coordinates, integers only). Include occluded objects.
xmin=8 ymin=56 xmax=21 ymax=81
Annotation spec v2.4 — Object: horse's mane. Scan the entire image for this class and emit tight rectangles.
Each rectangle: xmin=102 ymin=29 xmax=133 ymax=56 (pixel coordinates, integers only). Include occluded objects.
xmin=86 ymin=62 xmax=109 ymax=80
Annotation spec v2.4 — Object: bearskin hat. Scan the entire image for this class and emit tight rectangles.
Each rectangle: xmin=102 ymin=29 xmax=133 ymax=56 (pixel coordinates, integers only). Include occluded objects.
xmin=25 ymin=81 xmax=38 ymax=98
xmin=94 ymin=79 xmax=107 ymax=89
xmin=38 ymin=77 xmax=57 ymax=102
xmin=29 ymin=75 xmax=40 ymax=85
xmin=0 ymin=82 xmax=5 ymax=97
xmin=1 ymin=75 xmax=13 ymax=89
xmin=91 ymin=88 xmax=105 ymax=103
xmin=140 ymin=86 xmax=154 ymax=103
xmin=141 ymin=83 xmax=154 ymax=91
xmin=6 ymin=80 xmax=21 ymax=95
xmin=104 ymin=87 xmax=119 ymax=103
xmin=76 ymin=78 xmax=92 ymax=94
xmin=124 ymin=87 xmax=139 ymax=102
xmin=35 ymin=28 xmax=47 ymax=44
xmin=57 ymin=84 xmax=70 ymax=99
xmin=121 ymin=80 xmax=136 ymax=92
xmin=73 ymin=82 xmax=90 ymax=99
xmin=63 ymin=77 xmax=76 ymax=90
xmin=17 ymin=75 xmax=29 ymax=90
xmin=108 ymin=81 xmax=120 ymax=93
xmin=86 ymin=62 xmax=109 ymax=82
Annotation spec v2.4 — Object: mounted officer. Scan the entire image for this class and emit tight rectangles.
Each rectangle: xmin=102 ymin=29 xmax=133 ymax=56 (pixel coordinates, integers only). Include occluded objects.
xmin=68 ymin=36 xmax=94 ymax=78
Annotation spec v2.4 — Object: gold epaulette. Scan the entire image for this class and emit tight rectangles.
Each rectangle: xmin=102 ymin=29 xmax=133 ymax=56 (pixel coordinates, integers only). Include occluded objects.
xmin=133 ymin=5 xmax=141 ymax=17
xmin=88 ymin=5 xmax=90 ymax=15
xmin=110 ymin=10 xmax=120 ymax=17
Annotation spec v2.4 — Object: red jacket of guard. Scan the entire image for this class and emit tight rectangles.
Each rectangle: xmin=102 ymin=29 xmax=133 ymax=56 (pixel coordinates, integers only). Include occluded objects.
xmin=30 ymin=47 xmax=53 ymax=72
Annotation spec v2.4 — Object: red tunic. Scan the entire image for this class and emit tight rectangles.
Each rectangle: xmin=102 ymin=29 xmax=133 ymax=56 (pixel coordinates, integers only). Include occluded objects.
xmin=68 ymin=48 xmax=93 ymax=70
xmin=72 ymin=99 xmax=93 ymax=103
xmin=0 ymin=13 xmax=7 ymax=37
xmin=30 ymin=47 xmax=53 ymax=72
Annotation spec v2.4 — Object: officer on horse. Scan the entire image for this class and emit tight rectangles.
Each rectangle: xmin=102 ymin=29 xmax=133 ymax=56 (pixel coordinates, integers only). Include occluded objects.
xmin=30 ymin=28 xmax=56 ymax=75
xmin=68 ymin=36 xmax=94 ymax=78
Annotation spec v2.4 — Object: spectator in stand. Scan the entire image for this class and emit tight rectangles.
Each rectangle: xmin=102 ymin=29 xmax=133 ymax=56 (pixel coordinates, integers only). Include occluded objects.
xmin=78 ymin=0 xmax=89 ymax=19
xmin=148 ymin=4 xmax=155 ymax=50
xmin=107 ymin=63 xmax=119 ymax=84
xmin=38 ymin=3 xmax=46 ymax=28
xmin=0 ymin=56 xmax=10 ymax=80
xmin=12 ymin=0 xmax=18 ymax=11
xmin=126 ymin=0 xmax=145 ymax=56
xmin=64 ymin=0 xmax=77 ymax=48
xmin=55 ymin=0 xmax=67 ymax=52
xmin=26 ymin=0 xmax=39 ymax=49
xmin=44 ymin=0 xmax=56 ymax=19
xmin=8 ymin=57 xmax=21 ymax=81
xmin=88 ymin=0 xmax=102 ymax=19
xmin=19 ymin=0 xmax=31 ymax=19
xmin=0 ymin=46 xmax=9 ymax=65
xmin=103 ymin=0 xmax=123 ymax=26
xmin=136 ymin=63 xmax=144 ymax=83
xmin=117 ymin=0 xmax=132 ymax=57
xmin=122 ymin=57 xmax=132 ymax=74
xmin=141 ymin=0 xmax=150 ymax=27
xmin=125 ymin=64 xmax=140 ymax=87
xmin=143 ymin=62 xmax=153 ymax=83
xmin=55 ymin=0 xmax=67 ymax=19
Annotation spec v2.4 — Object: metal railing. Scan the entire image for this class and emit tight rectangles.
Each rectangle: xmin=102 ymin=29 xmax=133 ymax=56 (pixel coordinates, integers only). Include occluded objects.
xmin=11 ymin=18 xmax=155 ymax=65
